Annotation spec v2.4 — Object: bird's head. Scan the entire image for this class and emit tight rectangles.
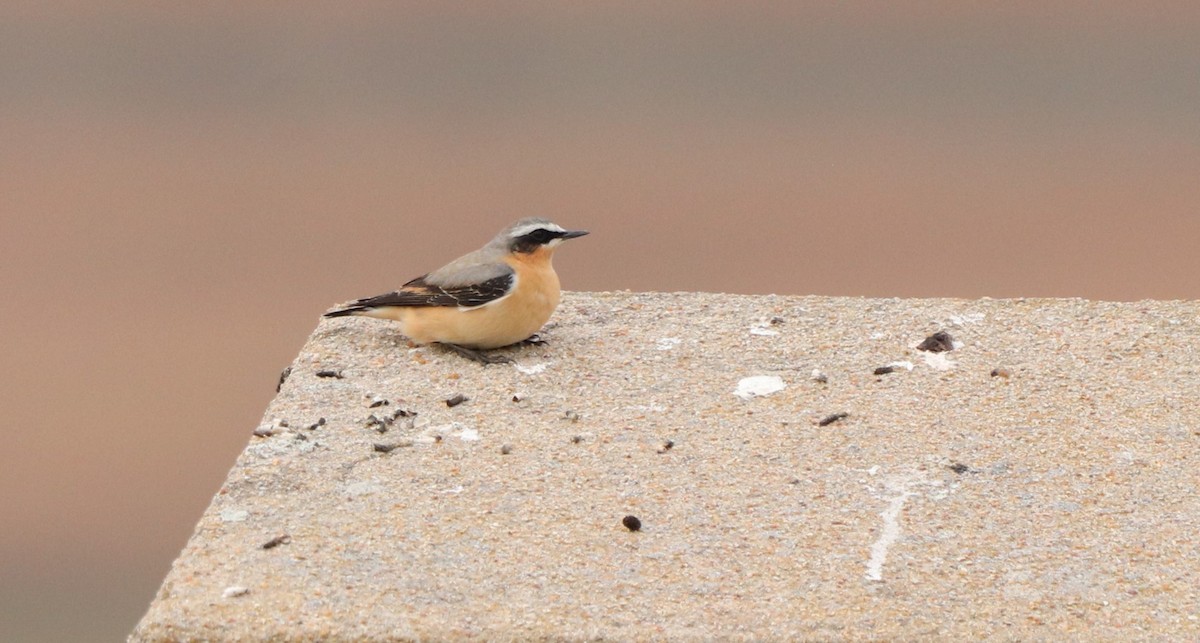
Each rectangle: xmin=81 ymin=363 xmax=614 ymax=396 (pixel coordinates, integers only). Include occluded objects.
xmin=500 ymin=218 xmax=589 ymax=254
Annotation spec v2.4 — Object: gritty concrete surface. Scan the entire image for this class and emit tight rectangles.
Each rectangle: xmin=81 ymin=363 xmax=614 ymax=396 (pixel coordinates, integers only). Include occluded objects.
xmin=132 ymin=292 xmax=1200 ymax=641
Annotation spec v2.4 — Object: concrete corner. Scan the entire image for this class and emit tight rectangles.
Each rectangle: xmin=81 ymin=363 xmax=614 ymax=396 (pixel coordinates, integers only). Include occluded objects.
xmin=132 ymin=292 xmax=1200 ymax=640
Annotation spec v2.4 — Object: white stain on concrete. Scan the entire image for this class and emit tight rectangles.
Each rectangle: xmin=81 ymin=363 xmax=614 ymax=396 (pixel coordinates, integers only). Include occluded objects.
xmin=219 ymin=508 xmax=249 ymax=523
xmin=749 ymin=322 xmax=780 ymax=336
xmin=734 ymin=375 xmax=786 ymax=400
xmin=419 ymin=422 xmax=480 ymax=443
xmin=515 ymin=362 xmax=548 ymax=375
xmin=656 ymin=337 xmax=681 ymax=350
xmin=922 ymin=352 xmax=956 ymax=371
xmin=345 ymin=481 xmax=381 ymax=497
xmin=947 ymin=312 xmax=985 ymax=326
xmin=864 ymin=471 xmax=937 ymax=582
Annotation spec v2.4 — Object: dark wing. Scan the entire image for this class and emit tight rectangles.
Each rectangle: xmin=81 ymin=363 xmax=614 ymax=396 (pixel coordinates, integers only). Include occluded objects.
xmin=325 ymin=270 xmax=514 ymax=317
xmin=396 ymin=272 xmax=514 ymax=307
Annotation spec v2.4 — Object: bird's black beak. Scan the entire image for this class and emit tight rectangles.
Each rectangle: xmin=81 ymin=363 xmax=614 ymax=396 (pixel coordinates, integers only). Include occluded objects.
xmin=560 ymin=230 xmax=589 ymax=239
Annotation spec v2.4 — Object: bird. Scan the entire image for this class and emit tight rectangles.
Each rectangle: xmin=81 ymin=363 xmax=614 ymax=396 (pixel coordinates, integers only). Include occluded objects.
xmin=324 ymin=218 xmax=588 ymax=363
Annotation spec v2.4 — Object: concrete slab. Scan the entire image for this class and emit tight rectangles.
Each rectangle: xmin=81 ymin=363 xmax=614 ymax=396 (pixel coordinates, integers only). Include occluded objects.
xmin=131 ymin=292 xmax=1200 ymax=640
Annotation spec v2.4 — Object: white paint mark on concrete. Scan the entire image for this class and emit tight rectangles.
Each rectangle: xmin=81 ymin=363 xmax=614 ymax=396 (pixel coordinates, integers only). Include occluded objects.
xmin=515 ymin=362 xmax=548 ymax=375
xmin=887 ymin=360 xmax=915 ymax=371
xmin=864 ymin=472 xmax=933 ymax=582
xmin=222 ymin=586 xmax=250 ymax=599
xmin=734 ymin=375 xmax=786 ymax=400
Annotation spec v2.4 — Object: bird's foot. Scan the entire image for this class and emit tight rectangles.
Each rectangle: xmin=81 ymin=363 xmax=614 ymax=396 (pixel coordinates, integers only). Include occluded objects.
xmin=439 ymin=343 xmax=513 ymax=365
xmin=520 ymin=334 xmax=548 ymax=346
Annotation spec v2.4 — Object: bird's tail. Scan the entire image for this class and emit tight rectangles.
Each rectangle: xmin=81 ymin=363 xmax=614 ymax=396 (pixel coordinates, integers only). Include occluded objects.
xmin=323 ymin=306 xmax=368 ymax=318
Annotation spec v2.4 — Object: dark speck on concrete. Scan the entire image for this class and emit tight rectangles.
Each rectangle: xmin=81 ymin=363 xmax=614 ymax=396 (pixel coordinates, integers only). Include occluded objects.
xmin=818 ymin=412 xmax=849 ymax=427
xmin=261 ymin=534 xmax=291 ymax=549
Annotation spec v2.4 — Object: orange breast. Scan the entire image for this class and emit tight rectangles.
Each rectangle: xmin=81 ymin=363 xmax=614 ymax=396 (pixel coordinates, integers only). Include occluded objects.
xmin=396 ymin=251 xmax=561 ymax=349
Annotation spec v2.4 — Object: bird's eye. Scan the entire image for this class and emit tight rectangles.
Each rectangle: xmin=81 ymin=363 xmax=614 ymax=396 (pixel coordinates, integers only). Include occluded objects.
xmin=529 ymin=229 xmax=553 ymax=243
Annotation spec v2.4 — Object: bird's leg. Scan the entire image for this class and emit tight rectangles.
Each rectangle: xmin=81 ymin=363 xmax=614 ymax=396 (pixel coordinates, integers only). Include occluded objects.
xmin=438 ymin=343 xmax=513 ymax=365
xmin=519 ymin=334 xmax=548 ymax=346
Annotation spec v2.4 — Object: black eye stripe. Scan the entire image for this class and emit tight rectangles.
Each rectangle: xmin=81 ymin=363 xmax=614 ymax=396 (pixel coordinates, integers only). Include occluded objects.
xmin=509 ymin=228 xmax=564 ymax=253
xmin=520 ymin=229 xmax=560 ymax=242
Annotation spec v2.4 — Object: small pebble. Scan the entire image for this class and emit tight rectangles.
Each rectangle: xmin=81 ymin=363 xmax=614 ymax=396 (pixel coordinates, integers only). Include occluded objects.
xmin=276 ymin=366 xmax=292 ymax=392
xmin=445 ymin=393 xmax=468 ymax=408
xmin=917 ymin=331 xmax=955 ymax=353
xmin=365 ymin=414 xmax=392 ymax=433
xmin=657 ymin=440 xmax=674 ymax=453
xmin=873 ymin=366 xmax=896 ymax=376
xmin=622 ymin=515 xmax=642 ymax=532
xmin=990 ymin=367 xmax=1011 ymax=378
xmin=368 ymin=396 xmax=390 ymax=408
xmin=222 ymin=586 xmax=250 ymax=599
xmin=315 ymin=369 xmax=344 ymax=379
xmin=500 ymin=444 xmax=513 ymax=455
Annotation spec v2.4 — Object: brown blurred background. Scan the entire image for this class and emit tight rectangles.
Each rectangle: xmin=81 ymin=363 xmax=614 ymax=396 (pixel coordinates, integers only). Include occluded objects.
xmin=2 ymin=2 xmax=1198 ymax=639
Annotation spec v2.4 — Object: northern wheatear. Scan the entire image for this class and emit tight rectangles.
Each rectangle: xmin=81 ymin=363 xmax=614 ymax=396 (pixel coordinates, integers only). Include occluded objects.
xmin=324 ymin=218 xmax=588 ymax=363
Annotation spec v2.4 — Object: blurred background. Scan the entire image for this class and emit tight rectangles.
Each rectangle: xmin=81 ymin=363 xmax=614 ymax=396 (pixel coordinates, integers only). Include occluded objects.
xmin=2 ymin=1 xmax=1198 ymax=639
